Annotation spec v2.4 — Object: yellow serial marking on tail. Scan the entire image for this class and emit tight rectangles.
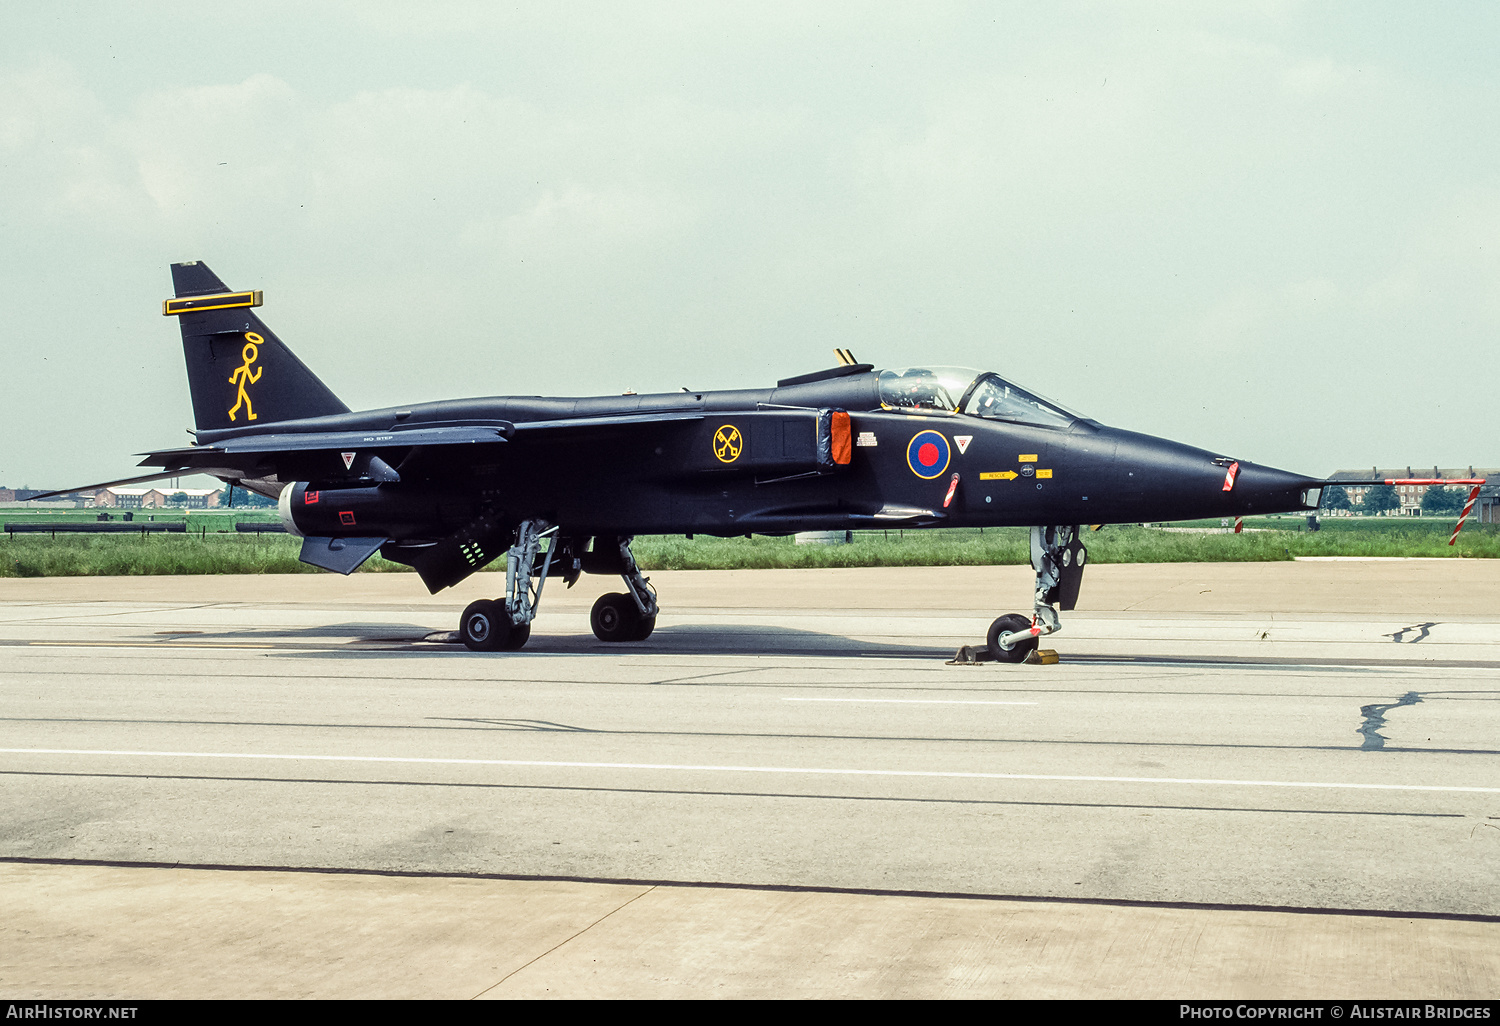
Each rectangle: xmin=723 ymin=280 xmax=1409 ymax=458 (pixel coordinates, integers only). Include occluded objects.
xmin=162 ymin=290 xmax=263 ymax=316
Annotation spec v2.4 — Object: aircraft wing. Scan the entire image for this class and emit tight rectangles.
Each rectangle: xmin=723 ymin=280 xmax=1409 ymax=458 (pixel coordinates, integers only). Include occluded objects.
xmin=128 ymin=423 xmax=515 ymax=485
xmin=509 ymin=411 xmax=705 ymax=434
xmin=134 ymin=414 xmax=700 ymax=471
xmin=213 ymin=424 xmax=514 ymax=452
xmin=50 ymin=412 xmax=708 ymax=504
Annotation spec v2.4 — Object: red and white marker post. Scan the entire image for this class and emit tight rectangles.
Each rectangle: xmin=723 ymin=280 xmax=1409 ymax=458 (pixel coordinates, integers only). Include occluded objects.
xmin=1452 ymin=485 xmax=1483 ymax=545
xmin=1380 ymin=478 xmax=1487 ymax=546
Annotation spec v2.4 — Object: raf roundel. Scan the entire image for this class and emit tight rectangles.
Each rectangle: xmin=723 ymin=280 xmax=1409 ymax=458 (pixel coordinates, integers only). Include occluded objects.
xmin=906 ymin=430 xmax=951 ymax=479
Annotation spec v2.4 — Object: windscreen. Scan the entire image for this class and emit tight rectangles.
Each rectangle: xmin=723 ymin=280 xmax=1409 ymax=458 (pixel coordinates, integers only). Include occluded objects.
xmin=878 ymin=366 xmax=1079 ymax=428
xmin=961 ymin=374 xmax=1075 ymax=428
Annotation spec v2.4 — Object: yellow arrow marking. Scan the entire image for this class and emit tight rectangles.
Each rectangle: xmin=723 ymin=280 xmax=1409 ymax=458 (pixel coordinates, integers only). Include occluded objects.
xmin=980 ymin=471 xmax=1018 ymax=481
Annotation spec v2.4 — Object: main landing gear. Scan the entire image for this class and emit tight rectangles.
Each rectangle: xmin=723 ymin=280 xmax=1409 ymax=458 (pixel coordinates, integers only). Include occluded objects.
xmin=589 ymin=536 xmax=658 ymax=643
xmin=458 ymin=528 xmax=659 ymax=651
xmin=460 ymin=519 xmax=556 ymax=652
xmin=987 ymin=525 xmax=1087 ymax=664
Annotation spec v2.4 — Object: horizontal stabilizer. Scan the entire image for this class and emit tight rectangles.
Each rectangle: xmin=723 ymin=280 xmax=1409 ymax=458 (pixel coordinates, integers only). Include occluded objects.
xmin=297 ymin=535 xmax=387 ymax=575
xmin=27 ymin=470 xmax=231 ymax=501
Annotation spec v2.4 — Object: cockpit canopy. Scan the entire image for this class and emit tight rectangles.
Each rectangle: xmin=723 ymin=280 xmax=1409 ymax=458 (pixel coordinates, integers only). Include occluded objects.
xmin=876 ymin=367 xmax=1077 ymax=428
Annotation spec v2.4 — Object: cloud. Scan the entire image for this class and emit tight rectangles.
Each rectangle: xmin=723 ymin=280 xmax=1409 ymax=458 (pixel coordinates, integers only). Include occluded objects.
xmin=2 ymin=4 xmax=1498 ymax=482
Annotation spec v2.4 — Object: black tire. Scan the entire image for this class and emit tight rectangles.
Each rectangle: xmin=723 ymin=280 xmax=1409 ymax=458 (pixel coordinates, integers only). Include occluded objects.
xmin=502 ymin=620 xmax=531 ymax=651
xmin=987 ymin=613 xmax=1038 ymax=664
xmin=632 ymin=615 xmax=656 ymax=641
xmin=461 ymin=599 xmax=511 ymax=652
xmin=591 ymin=593 xmax=641 ymax=642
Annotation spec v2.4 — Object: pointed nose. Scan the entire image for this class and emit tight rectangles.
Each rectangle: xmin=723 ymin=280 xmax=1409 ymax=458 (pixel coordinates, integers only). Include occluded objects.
xmin=1101 ymin=428 xmax=1322 ymax=521
xmin=1230 ymin=461 xmax=1325 ymax=515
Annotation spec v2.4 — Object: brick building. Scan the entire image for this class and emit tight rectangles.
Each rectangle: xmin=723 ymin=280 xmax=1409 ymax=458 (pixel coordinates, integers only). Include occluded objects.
xmin=94 ymin=487 xmax=222 ymax=509
xmin=1327 ymin=467 xmax=1497 ymax=515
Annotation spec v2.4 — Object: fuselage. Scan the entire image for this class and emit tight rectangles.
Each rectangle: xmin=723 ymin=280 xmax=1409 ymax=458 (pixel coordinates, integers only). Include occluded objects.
xmin=197 ymin=365 xmax=1323 ymax=541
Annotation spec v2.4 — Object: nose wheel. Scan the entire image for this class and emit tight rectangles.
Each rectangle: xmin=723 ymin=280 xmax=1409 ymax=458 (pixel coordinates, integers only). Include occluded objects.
xmin=981 ymin=525 xmax=1086 ymax=664
xmin=986 ymin=613 xmax=1039 ymax=663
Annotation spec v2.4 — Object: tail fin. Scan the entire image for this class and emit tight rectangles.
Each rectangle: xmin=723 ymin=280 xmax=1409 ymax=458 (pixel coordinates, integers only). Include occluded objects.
xmin=166 ymin=261 xmax=350 ymax=431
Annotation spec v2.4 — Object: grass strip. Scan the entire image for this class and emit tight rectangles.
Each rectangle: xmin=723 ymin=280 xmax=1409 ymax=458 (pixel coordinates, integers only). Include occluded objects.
xmin=0 ymin=518 xmax=1495 ymax=578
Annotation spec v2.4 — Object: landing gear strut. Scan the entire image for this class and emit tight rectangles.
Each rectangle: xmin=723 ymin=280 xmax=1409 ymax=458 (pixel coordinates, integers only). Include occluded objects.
xmin=459 ymin=519 xmax=557 ymax=652
xmin=590 ymin=535 xmax=659 ymax=643
xmin=987 ymin=525 xmax=1087 ymax=664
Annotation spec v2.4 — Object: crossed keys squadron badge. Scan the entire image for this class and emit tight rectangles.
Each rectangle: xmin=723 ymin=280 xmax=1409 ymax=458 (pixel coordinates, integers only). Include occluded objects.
xmin=712 ymin=424 xmax=743 ymax=463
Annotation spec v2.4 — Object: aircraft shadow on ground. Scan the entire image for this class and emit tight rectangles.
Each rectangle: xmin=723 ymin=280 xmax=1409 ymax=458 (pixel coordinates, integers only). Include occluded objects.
xmin=198 ymin=620 xmax=961 ymax=660
xmin=146 ymin=621 xmax=1490 ymax=669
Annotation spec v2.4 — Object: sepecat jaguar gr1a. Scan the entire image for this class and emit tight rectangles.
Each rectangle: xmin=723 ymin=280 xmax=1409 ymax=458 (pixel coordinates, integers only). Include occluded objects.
xmin=55 ymin=262 xmax=1326 ymax=659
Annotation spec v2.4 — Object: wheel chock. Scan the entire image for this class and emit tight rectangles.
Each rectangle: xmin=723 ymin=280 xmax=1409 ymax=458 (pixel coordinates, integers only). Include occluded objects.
xmin=947 ymin=644 xmax=993 ymax=665
xmin=949 ymin=644 xmax=1059 ymax=666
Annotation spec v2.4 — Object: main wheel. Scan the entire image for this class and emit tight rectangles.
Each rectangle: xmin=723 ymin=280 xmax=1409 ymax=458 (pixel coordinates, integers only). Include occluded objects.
xmin=460 ymin=599 xmax=511 ymax=652
xmin=502 ymin=620 xmax=531 ymax=651
xmin=987 ymin=613 xmax=1038 ymax=664
xmin=632 ymin=614 xmax=656 ymax=641
xmin=591 ymin=593 xmax=641 ymax=642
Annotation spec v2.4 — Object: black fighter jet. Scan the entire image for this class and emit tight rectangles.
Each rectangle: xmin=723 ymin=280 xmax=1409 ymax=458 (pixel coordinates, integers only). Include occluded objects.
xmin=59 ymin=262 xmax=1326 ymax=659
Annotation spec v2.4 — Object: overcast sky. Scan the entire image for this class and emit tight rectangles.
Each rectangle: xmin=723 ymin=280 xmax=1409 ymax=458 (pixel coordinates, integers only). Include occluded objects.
xmin=3 ymin=1 xmax=1498 ymax=487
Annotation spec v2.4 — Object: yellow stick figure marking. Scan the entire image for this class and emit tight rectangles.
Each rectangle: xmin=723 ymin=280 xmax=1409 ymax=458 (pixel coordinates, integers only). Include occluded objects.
xmin=713 ymin=424 xmax=743 ymax=463
xmin=227 ymin=332 xmax=264 ymax=422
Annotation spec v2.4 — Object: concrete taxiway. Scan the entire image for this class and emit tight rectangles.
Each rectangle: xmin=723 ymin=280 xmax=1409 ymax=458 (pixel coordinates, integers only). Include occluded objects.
xmin=1 ymin=562 xmax=1497 ymax=998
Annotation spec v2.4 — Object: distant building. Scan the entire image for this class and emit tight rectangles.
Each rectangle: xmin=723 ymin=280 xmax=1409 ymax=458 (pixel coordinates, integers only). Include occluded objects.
xmin=0 ymin=487 xmax=88 ymax=508
xmin=93 ymin=487 xmax=222 ymax=509
xmin=1480 ymin=481 xmax=1500 ymax=525
xmin=95 ymin=487 xmax=162 ymax=508
xmin=161 ymin=488 xmax=223 ymax=509
xmin=1327 ymin=467 xmax=1497 ymax=516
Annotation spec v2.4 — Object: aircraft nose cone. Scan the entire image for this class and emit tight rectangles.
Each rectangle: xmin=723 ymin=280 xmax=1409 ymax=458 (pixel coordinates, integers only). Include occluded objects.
xmin=1230 ymin=461 xmax=1325 ymax=515
xmin=1100 ymin=428 xmax=1323 ymax=521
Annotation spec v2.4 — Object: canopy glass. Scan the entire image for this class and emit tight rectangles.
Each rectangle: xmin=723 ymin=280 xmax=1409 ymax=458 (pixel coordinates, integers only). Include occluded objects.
xmin=876 ymin=367 xmax=1077 ymax=428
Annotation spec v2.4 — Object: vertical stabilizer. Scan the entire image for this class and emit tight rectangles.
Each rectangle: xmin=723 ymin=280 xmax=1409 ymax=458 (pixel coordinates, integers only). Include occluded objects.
xmin=166 ymin=261 xmax=350 ymax=431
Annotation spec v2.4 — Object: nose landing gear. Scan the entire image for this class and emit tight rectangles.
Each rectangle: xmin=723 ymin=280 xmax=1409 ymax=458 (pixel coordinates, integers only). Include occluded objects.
xmin=985 ymin=524 xmax=1087 ymax=664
